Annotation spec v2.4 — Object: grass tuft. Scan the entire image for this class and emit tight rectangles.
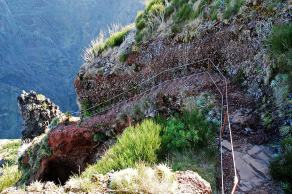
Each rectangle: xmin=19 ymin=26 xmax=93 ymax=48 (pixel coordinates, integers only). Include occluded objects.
xmin=81 ymin=120 xmax=162 ymax=177
xmin=84 ymin=25 xmax=132 ymax=62
xmin=267 ymin=23 xmax=292 ymax=90
xmin=110 ymin=163 xmax=177 ymax=193
xmin=0 ymin=140 xmax=21 ymax=165
xmin=223 ymin=0 xmax=244 ymax=19
xmin=0 ymin=165 xmax=22 ymax=192
xmin=0 ymin=140 xmax=22 ymax=192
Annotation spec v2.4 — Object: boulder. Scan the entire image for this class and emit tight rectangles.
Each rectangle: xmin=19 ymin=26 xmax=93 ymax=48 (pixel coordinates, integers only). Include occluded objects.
xmin=17 ymin=90 xmax=63 ymax=140
xmin=176 ymin=170 xmax=212 ymax=194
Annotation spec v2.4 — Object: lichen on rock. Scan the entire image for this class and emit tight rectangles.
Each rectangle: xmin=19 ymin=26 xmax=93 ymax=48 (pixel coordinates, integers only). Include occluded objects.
xmin=17 ymin=91 xmax=64 ymax=140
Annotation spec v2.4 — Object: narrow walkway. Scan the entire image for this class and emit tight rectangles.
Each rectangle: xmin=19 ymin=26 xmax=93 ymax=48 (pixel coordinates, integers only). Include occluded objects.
xmin=222 ymin=140 xmax=281 ymax=193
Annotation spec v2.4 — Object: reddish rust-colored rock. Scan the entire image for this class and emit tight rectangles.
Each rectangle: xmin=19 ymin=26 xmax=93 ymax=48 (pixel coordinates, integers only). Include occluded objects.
xmin=36 ymin=124 xmax=98 ymax=184
xmin=48 ymin=124 xmax=95 ymax=157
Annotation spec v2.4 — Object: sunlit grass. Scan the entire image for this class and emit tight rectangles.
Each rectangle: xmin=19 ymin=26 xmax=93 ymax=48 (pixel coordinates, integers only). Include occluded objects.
xmin=81 ymin=120 xmax=162 ymax=177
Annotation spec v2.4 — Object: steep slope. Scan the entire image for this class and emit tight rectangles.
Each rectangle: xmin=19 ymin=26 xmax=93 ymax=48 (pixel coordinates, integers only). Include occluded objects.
xmin=0 ymin=0 xmax=144 ymax=138
xmin=3 ymin=0 xmax=291 ymax=193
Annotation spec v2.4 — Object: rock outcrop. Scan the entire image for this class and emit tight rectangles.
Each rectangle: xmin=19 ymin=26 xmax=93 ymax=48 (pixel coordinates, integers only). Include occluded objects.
xmin=176 ymin=171 xmax=212 ymax=194
xmin=17 ymin=91 xmax=63 ymax=140
xmin=18 ymin=122 xmax=112 ymax=185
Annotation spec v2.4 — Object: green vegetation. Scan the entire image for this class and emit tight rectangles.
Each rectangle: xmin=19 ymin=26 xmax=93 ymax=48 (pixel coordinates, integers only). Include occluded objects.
xmin=28 ymin=135 xmax=51 ymax=171
xmin=233 ymin=68 xmax=246 ymax=86
xmin=19 ymin=134 xmax=52 ymax=184
xmin=267 ymin=26 xmax=292 ymax=187
xmin=0 ymin=165 xmax=22 ymax=192
xmin=48 ymin=117 xmax=60 ymax=129
xmin=158 ymin=109 xmax=216 ymax=151
xmin=81 ymin=99 xmax=93 ymax=118
xmin=267 ymin=23 xmax=292 ymax=90
xmin=173 ymin=3 xmax=194 ymax=24
xmin=135 ymin=0 xmax=245 ymax=42
xmin=90 ymin=25 xmax=132 ymax=56
xmin=119 ymin=52 xmax=129 ymax=63
xmin=81 ymin=120 xmax=162 ymax=176
xmin=135 ymin=0 xmax=166 ymax=43
xmin=156 ymin=109 xmax=217 ymax=189
xmin=93 ymin=132 xmax=108 ymax=143
xmin=262 ymin=112 xmax=273 ymax=130
xmin=223 ymin=0 xmax=244 ymax=19
xmin=210 ymin=0 xmax=221 ymax=20
xmin=0 ymin=140 xmax=21 ymax=165
xmin=110 ymin=164 xmax=176 ymax=193
xmin=270 ymin=137 xmax=292 ymax=193
xmin=78 ymin=108 xmax=216 ymax=191
xmin=135 ymin=11 xmax=146 ymax=31
xmin=280 ymin=126 xmax=292 ymax=137
xmin=271 ymin=74 xmax=290 ymax=116
xmin=0 ymin=140 xmax=22 ymax=192
xmin=165 ymin=149 xmax=217 ymax=190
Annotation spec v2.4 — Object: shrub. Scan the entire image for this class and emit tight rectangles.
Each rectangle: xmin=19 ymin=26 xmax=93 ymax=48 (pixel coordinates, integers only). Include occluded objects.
xmin=148 ymin=2 xmax=165 ymax=17
xmin=271 ymin=74 xmax=289 ymax=114
xmin=28 ymin=135 xmax=51 ymax=171
xmin=145 ymin=0 xmax=164 ymax=13
xmin=158 ymin=109 xmax=215 ymax=152
xmin=173 ymin=3 xmax=194 ymax=24
xmin=81 ymin=120 xmax=162 ymax=176
xmin=280 ymin=126 xmax=292 ymax=137
xmin=135 ymin=28 xmax=147 ymax=43
xmin=0 ymin=165 xmax=22 ymax=192
xmin=119 ymin=52 xmax=129 ymax=63
xmin=267 ymin=23 xmax=292 ymax=90
xmin=135 ymin=11 xmax=146 ymax=31
xmin=135 ymin=0 xmax=166 ymax=43
xmin=193 ymin=0 xmax=210 ymax=19
xmin=93 ymin=132 xmax=108 ymax=143
xmin=270 ymin=137 xmax=292 ymax=193
xmin=165 ymin=149 xmax=217 ymax=191
xmin=80 ymin=99 xmax=93 ymax=118
xmin=19 ymin=134 xmax=52 ymax=184
xmin=262 ymin=112 xmax=273 ymax=129
xmin=89 ymin=26 xmax=132 ymax=57
xmin=165 ymin=4 xmax=175 ymax=18
xmin=268 ymin=24 xmax=292 ymax=55
xmin=48 ymin=117 xmax=60 ymax=130
xmin=172 ymin=0 xmax=189 ymax=9
xmin=210 ymin=0 xmax=221 ymax=20
xmin=223 ymin=0 xmax=244 ymax=19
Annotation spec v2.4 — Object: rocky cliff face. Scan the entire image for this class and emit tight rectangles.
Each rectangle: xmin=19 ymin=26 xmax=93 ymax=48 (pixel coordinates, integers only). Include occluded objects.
xmin=72 ymin=1 xmax=291 ymax=193
xmin=17 ymin=91 xmax=63 ymax=140
xmin=0 ymin=0 xmax=144 ymax=138
xmin=10 ymin=0 xmax=292 ymax=193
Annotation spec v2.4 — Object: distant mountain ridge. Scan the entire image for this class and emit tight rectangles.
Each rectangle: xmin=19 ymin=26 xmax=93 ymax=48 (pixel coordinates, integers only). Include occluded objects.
xmin=0 ymin=0 xmax=144 ymax=138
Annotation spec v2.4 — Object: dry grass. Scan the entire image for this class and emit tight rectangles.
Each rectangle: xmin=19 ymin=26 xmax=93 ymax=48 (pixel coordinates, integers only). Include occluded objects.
xmin=0 ymin=165 xmax=22 ymax=192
